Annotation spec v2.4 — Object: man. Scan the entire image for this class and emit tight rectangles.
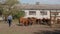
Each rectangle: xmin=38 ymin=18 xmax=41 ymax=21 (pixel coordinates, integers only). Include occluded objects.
xmin=7 ymin=15 xmax=12 ymax=27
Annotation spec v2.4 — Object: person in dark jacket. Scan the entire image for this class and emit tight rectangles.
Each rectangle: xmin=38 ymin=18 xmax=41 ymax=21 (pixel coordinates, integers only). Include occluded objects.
xmin=7 ymin=15 xmax=12 ymax=27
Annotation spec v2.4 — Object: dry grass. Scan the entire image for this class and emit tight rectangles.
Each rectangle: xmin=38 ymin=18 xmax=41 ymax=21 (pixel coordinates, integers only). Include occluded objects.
xmin=0 ymin=20 xmax=60 ymax=34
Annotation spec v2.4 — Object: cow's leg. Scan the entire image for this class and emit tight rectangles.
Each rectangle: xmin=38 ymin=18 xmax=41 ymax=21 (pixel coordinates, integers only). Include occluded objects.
xmin=32 ymin=21 xmax=34 ymax=25
xmin=30 ymin=21 xmax=33 ymax=25
xmin=28 ymin=20 xmax=30 ymax=25
xmin=29 ymin=20 xmax=32 ymax=25
xmin=24 ymin=21 xmax=26 ymax=26
xmin=38 ymin=20 xmax=40 ymax=24
xmin=25 ymin=21 xmax=28 ymax=26
xmin=23 ymin=21 xmax=25 ymax=26
xmin=37 ymin=19 xmax=39 ymax=24
xmin=39 ymin=20 xmax=40 ymax=24
xmin=36 ymin=19 xmax=39 ymax=24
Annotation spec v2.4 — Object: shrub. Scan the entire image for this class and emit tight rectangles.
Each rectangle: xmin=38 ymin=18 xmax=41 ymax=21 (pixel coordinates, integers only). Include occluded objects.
xmin=13 ymin=10 xmax=25 ymax=19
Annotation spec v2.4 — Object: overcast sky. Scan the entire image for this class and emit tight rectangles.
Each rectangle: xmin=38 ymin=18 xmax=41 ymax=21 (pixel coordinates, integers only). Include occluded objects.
xmin=20 ymin=0 xmax=60 ymax=4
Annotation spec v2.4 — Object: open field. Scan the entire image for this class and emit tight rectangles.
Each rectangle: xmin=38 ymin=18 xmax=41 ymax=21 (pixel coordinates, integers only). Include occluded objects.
xmin=0 ymin=20 xmax=60 ymax=34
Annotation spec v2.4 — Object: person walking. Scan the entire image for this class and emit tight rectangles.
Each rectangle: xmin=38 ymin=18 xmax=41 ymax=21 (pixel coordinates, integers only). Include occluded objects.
xmin=7 ymin=15 xmax=13 ymax=27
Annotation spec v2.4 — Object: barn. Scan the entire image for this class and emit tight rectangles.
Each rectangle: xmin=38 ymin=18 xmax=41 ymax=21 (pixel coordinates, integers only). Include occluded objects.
xmin=15 ymin=4 xmax=60 ymax=18
xmin=15 ymin=4 xmax=60 ymax=24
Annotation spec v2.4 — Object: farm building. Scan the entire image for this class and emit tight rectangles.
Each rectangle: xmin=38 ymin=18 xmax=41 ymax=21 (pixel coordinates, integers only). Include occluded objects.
xmin=14 ymin=4 xmax=60 ymax=24
xmin=15 ymin=4 xmax=60 ymax=18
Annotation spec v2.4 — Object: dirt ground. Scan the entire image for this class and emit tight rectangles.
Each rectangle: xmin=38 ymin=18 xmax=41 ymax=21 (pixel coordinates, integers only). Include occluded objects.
xmin=0 ymin=20 xmax=60 ymax=34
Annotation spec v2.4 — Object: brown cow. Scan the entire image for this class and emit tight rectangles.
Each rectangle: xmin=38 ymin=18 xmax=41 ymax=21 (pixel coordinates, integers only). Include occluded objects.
xmin=42 ymin=18 xmax=51 ymax=25
xmin=36 ymin=19 xmax=42 ymax=24
xmin=28 ymin=17 xmax=37 ymax=25
xmin=19 ymin=17 xmax=29 ymax=26
xmin=27 ymin=17 xmax=33 ymax=25
xmin=45 ymin=19 xmax=50 ymax=25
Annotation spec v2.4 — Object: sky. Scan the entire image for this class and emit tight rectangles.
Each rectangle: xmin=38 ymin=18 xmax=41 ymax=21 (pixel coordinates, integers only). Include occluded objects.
xmin=0 ymin=0 xmax=5 ymax=4
xmin=20 ymin=0 xmax=60 ymax=4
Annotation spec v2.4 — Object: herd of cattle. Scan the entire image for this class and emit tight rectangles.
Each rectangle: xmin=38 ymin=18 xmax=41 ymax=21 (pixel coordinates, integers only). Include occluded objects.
xmin=19 ymin=17 xmax=51 ymax=26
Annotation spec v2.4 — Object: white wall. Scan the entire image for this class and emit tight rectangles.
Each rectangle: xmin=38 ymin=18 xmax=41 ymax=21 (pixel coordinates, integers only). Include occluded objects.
xmin=56 ymin=13 xmax=60 ymax=19
xmin=23 ymin=10 xmax=50 ymax=19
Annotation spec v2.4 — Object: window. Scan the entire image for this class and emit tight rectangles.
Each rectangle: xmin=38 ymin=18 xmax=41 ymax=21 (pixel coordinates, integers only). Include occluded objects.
xmin=40 ymin=10 xmax=47 ymax=15
xmin=51 ymin=13 xmax=58 ymax=15
xmin=29 ymin=11 xmax=36 ymax=15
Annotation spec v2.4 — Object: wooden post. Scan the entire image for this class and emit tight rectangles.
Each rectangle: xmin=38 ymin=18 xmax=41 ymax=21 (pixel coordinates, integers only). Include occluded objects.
xmin=50 ymin=10 xmax=54 ymax=27
xmin=55 ymin=10 xmax=57 ymax=24
xmin=54 ymin=10 xmax=57 ymax=24
xmin=49 ymin=10 xmax=52 ymax=27
xmin=50 ymin=10 xmax=52 ymax=27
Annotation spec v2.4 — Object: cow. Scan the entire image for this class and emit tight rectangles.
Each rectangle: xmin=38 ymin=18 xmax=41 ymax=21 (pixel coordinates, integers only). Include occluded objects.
xmin=19 ymin=17 xmax=29 ymax=26
xmin=27 ymin=17 xmax=37 ymax=25
xmin=36 ymin=19 xmax=42 ymax=24
xmin=42 ymin=18 xmax=50 ymax=25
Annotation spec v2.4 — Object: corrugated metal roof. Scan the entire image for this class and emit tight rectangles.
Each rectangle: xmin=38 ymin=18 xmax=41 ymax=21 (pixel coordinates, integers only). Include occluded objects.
xmin=14 ymin=4 xmax=60 ymax=10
